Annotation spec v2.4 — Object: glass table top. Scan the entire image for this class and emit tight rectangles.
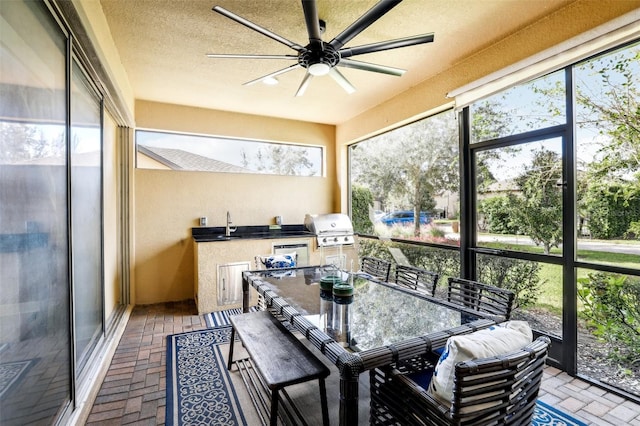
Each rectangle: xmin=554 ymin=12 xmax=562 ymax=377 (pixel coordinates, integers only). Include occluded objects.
xmin=246 ymin=265 xmax=479 ymax=352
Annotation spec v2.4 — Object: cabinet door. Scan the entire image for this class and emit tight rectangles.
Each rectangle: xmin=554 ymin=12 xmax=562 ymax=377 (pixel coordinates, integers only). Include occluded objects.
xmin=217 ymin=261 xmax=250 ymax=306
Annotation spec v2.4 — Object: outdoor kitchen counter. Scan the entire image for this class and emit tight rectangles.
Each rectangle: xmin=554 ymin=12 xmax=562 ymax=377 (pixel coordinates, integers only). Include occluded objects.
xmin=192 ymin=224 xmax=314 ymax=242
xmin=193 ymin=225 xmax=322 ymax=314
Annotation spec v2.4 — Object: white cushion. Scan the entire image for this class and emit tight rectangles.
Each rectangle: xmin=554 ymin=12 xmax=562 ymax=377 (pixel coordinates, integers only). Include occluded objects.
xmin=428 ymin=321 xmax=533 ymax=404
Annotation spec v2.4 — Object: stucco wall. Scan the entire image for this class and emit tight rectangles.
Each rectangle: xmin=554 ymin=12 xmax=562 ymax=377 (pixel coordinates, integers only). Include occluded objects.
xmin=133 ymin=100 xmax=336 ymax=304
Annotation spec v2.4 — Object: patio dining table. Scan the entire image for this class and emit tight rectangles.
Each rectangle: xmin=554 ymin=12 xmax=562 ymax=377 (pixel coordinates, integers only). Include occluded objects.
xmin=241 ymin=265 xmax=496 ymax=425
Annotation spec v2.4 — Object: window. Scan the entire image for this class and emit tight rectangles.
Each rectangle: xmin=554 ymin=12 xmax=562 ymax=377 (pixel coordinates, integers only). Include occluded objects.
xmin=476 ymin=137 xmax=564 ymax=256
xmin=1 ymin=2 xmax=109 ymax=423
xmin=574 ymin=43 xmax=640 ymax=266
xmin=469 ymin=70 xmax=566 ymax=143
xmin=136 ymin=130 xmax=323 ymax=177
xmin=463 ymin=40 xmax=639 ymax=399
xmin=71 ymin=60 xmax=103 ymax=371
xmin=349 ymin=109 xmax=459 ymax=246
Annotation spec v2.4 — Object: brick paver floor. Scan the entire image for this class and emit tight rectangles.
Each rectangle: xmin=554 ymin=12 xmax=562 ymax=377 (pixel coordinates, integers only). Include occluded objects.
xmin=86 ymin=301 xmax=205 ymax=425
xmin=86 ymin=302 xmax=640 ymax=425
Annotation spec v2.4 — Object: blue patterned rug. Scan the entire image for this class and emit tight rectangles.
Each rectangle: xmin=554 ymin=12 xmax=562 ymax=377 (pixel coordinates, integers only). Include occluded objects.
xmin=0 ymin=359 xmax=35 ymax=399
xmin=533 ymin=400 xmax=587 ymax=425
xmin=204 ymin=307 xmax=258 ymax=328
xmin=171 ymin=314 xmax=587 ymax=426
xmin=166 ymin=326 xmax=247 ymax=426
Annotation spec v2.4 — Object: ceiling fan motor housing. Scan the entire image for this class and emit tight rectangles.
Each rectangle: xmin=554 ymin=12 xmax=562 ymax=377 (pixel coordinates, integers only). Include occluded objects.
xmin=298 ymin=44 xmax=340 ymax=70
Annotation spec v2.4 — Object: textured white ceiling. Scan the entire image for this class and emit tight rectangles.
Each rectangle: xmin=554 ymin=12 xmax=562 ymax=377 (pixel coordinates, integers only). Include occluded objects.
xmin=99 ymin=0 xmax=573 ymax=125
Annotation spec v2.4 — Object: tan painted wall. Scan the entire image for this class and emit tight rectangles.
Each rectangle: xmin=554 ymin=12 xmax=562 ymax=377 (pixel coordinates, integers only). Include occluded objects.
xmin=71 ymin=0 xmax=135 ymax=123
xmin=133 ymin=101 xmax=336 ymax=304
xmin=137 ymin=152 xmax=171 ymax=170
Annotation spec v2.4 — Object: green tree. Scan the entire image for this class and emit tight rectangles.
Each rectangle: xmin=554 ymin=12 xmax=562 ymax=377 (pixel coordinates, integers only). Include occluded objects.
xmin=577 ymin=49 xmax=639 ymax=182
xmin=509 ymin=148 xmax=563 ymax=254
xmin=577 ymin=47 xmax=640 ymax=237
xmin=578 ymin=272 xmax=640 ymax=363
xmin=0 ymin=123 xmax=63 ymax=163
xmin=241 ymin=144 xmax=315 ymax=176
xmin=478 ymin=196 xmax=521 ymax=234
xmin=351 ymin=111 xmax=458 ymax=236
xmin=532 ymin=45 xmax=640 ymax=237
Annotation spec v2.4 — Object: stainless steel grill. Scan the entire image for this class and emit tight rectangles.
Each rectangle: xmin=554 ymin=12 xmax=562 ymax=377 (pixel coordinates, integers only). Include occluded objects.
xmin=304 ymin=213 xmax=355 ymax=247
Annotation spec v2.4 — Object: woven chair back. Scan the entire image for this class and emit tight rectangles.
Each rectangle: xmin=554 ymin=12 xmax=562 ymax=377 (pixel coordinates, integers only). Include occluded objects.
xmin=395 ymin=265 xmax=439 ymax=296
xmin=447 ymin=277 xmax=515 ymax=320
xmin=361 ymin=256 xmax=392 ymax=282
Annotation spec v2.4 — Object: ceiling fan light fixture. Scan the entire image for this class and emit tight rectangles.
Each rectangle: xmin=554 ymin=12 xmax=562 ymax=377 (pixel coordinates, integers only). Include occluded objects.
xmin=308 ymin=62 xmax=331 ymax=76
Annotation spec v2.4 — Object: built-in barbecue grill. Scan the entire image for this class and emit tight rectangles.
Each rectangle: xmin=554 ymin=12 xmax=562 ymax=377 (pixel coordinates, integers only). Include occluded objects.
xmin=304 ymin=213 xmax=355 ymax=247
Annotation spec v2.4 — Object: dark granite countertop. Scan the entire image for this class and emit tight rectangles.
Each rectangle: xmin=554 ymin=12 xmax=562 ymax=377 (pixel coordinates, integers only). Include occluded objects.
xmin=192 ymin=224 xmax=315 ymax=242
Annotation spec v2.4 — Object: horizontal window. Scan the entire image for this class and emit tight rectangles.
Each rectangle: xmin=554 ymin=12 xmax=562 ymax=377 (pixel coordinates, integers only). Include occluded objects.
xmin=136 ymin=130 xmax=323 ymax=177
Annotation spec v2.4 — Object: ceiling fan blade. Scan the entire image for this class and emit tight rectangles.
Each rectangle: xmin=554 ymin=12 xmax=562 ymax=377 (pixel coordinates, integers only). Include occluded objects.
xmin=329 ymin=68 xmax=356 ymax=94
xmin=329 ymin=0 xmax=402 ymax=50
xmin=340 ymin=33 xmax=434 ymax=58
xmin=206 ymin=53 xmax=299 ymax=60
xmin=295 ymin=73 xmax=314 ymax=97
xmin=243 ymin=64 xmax=302 ymax=86
xmin=338 ymin=58 xmax=405 ymax=76
xmin=301 ymin=0 xmax=323 ymax=49
xmin=213 ymin=6 xmax=304 ymax=51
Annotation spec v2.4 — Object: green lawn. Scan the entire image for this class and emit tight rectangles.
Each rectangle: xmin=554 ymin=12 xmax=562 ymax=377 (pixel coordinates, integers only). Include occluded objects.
xmin=481 ymin=241 xmax=639 ymax=312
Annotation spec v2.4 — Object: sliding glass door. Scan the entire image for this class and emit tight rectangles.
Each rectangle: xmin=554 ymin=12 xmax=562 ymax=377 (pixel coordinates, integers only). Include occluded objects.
xmin=1 ymin=1 xmax=108 ymax=422
xmin=71 ymin=61 xmax=104 ymax=370
xmin=0 ymin=1 xmax=72 ymax=422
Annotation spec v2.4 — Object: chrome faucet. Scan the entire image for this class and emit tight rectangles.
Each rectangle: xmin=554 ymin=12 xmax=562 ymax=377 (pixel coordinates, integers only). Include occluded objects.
xmin=225 ymin=211 xmax=237 ymax=236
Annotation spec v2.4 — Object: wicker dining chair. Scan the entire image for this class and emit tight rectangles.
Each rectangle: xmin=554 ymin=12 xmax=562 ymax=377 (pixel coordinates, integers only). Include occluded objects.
xmin=370 ymin=336 xmax=551 ymax=426
xmin=360 ymin=256 xmax=392 ymax=282
xmin=447 ymin=277 xmax=515 ymax=320
xmin=395 ymin=264 xmax=439 ymax=296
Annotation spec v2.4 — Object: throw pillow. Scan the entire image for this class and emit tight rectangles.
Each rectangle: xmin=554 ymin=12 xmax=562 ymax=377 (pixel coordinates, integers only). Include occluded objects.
xmin=428 ymin=320 xmax=533 ymax=404
xmin=262 ymin=253 xmax=297 ymax=269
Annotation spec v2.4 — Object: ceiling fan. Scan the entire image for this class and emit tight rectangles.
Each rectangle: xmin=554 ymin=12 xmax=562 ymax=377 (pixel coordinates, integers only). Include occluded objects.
xmin=207 ymin=0 xmax=434 ymax=96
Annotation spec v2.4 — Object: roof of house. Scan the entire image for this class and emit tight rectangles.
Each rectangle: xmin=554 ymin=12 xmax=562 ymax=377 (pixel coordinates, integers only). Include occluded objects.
xmin=138 ymin=145 xmax=253 ymax=173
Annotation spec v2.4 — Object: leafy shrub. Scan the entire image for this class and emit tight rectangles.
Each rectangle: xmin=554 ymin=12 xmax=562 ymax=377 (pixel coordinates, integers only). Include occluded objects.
xmin=578 ymin=272 xmax=640 ymax=364
xmin=358 ymin=238 xmax=394 ymax=264
xmin=351 ymin=185 xmax=375 ymax=234
xmin=586 ymin=183 xmax=640 ymax=239
xmin=358 ymin=237 xmax=541 ymax=310
xmin=427 ymin=225 xmax=446 ymax=239
xmin=476 ymin=256 xmax=541 ymax=310
xmin=401 ymin=244 xmax=460 ymax=279
xmin=357 ymin=238 xmax=459 ymax=283
xmin=478 ymin=196 xmax=522 ymax=234
xmin=626 ymin=220 xmax=640 ymax=240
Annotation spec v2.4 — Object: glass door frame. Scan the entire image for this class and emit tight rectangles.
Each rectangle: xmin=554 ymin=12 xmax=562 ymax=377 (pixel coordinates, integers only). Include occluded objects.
xmin=458 ymin=67 xmax=577 ymax=372
xmin=460 ymin=60 xmax=640 ymax=393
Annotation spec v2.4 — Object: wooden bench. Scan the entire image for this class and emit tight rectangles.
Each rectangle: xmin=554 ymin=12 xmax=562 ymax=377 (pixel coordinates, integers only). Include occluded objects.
xmin=227 ymin=311 xmax=330 ymax=426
